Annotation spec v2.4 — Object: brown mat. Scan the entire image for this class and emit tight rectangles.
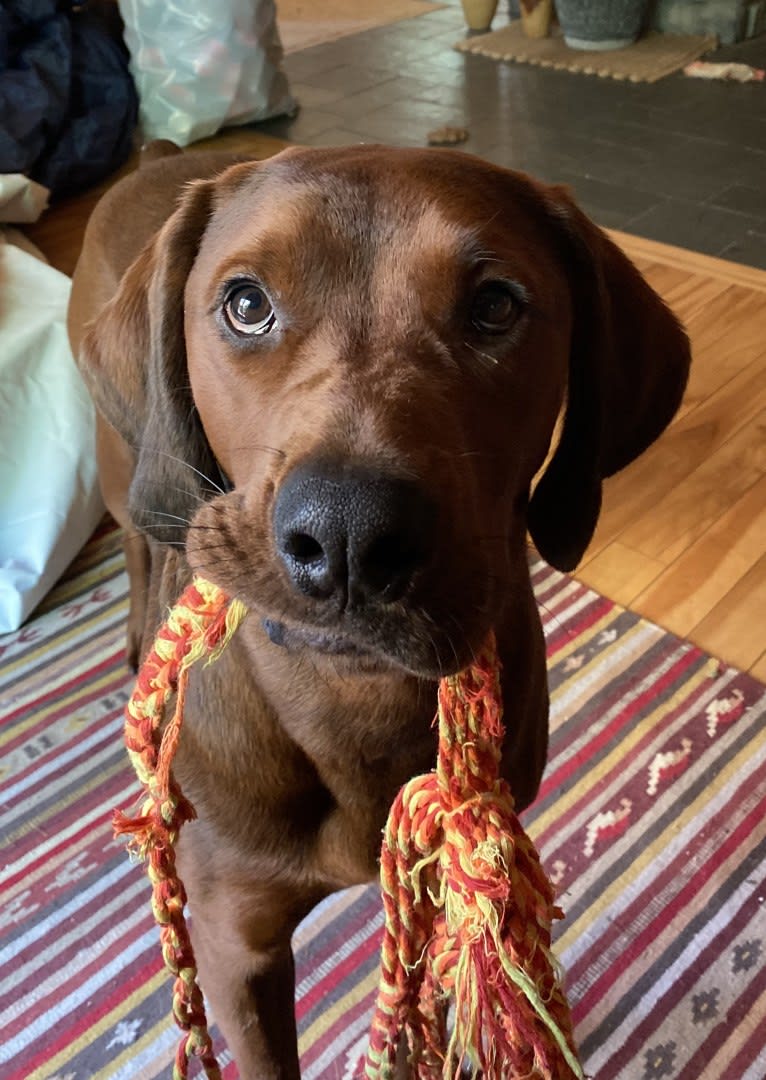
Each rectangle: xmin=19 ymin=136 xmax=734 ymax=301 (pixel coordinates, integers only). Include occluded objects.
xmin=455 ymin=21 xmax=717 ymax=83
xmin=277 ymin=0 xmax=444 ymax=54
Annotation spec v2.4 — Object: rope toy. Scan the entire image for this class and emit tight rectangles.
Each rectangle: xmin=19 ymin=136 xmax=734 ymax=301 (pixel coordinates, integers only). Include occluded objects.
xmin=114 ymin=577 xmax=583 ymax=1080
xmin=113 ymin=578 xmax=246 ymax=1080
xmin=365 ymin=637 xmax=582 ymax=1080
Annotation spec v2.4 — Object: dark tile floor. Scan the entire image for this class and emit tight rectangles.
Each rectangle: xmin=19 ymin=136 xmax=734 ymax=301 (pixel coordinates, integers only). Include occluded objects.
xmin=260 ymin=1 xmax=766 ymax=268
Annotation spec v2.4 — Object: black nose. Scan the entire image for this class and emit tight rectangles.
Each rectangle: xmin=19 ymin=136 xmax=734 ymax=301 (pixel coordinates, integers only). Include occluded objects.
xmin=273 ymin=462 xmax=435 ymax=606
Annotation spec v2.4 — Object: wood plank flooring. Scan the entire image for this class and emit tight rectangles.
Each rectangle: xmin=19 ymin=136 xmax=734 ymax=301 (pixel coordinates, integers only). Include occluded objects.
xmin=578 ymin=232 xmax=766 ymax=676
xmin=21 ymin=136 xmax=766 ymax=678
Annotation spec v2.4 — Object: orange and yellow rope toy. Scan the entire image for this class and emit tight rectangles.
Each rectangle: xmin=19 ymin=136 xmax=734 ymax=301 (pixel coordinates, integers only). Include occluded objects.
xmin=114 ymin=576 xmax=584 ymax=1080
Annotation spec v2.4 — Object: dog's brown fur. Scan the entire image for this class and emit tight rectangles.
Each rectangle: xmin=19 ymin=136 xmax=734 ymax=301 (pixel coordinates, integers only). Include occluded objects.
xmin=68 ymin=143 xmax=690 ymax=1078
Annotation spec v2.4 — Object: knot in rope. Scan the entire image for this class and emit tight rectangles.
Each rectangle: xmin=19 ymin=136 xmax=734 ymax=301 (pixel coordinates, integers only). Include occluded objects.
xmin=364 ymin=634 xmax=583 ymax=1080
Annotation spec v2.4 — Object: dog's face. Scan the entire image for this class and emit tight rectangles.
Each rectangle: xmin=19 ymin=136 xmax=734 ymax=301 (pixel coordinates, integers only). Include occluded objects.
xmin=182 ymin=154 xmax=571 ymax=675
xmin=81 ymin=146 xmax=690 ymax=678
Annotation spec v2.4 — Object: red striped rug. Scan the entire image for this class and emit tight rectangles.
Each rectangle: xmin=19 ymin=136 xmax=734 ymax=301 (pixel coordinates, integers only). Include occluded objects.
xmin=2 ymin=522 xmax=765 ymax=1079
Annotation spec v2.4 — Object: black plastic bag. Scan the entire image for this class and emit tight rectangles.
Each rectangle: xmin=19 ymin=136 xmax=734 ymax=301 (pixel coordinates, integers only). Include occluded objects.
xmin=0 ymin=0 xmax=137 ymax=198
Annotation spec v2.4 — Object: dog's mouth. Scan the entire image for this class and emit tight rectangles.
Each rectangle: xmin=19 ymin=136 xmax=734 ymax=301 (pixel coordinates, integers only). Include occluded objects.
xmin=262 ymin=618 xmax=400 ymax=674
xmin=259 ymin=600 xmax=489 ymax=678
xmin=185 ymin=497 xmax=497 ymax=678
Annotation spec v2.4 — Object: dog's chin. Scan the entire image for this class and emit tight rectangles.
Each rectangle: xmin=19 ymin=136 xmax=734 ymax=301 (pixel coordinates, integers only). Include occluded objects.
xmin=261 ymin=617 xmax=473 ymax=679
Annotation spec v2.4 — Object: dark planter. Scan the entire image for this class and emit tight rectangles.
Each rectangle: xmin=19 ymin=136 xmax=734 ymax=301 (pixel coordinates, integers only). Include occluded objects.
xmin=555 ymin=0 xmax=651 ymax=49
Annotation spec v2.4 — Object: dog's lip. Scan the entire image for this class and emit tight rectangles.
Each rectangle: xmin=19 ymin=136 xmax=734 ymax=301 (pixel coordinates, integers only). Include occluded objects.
xmin=263 ymin=618 xmax=395 ymax=669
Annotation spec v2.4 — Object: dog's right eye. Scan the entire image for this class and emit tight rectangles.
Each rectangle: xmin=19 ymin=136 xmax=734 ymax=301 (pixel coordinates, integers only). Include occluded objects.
xmin=470 ymin=280 xmax=523 ymax=336
xmin=223 ymin=283 xmax=276 ymax=336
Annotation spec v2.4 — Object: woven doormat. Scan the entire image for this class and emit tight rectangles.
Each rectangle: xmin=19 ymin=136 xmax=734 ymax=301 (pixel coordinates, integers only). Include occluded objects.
xmin=455 ymin=22 xmax=718 ymax=83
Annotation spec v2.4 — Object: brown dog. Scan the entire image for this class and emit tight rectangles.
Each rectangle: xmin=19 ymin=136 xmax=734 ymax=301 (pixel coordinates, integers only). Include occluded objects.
xmin=68 ymin=143 xmax=690 ymax=1077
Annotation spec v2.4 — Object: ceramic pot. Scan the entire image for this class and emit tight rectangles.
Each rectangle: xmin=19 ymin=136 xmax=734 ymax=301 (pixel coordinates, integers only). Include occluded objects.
xmin=555 ymin=0 xmax=650 ymax=49
xmin=460 ymin=0 xmax=499 ymax=32
xmin=520 ymin=0 xmax=553 ymax=38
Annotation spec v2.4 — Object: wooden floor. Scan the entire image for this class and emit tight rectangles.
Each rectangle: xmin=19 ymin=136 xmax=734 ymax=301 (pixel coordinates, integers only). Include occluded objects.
xmin=24 ymin=131 xmax=766 ymax=680
xmin=579 ymin=232 xmax=766 ymax=680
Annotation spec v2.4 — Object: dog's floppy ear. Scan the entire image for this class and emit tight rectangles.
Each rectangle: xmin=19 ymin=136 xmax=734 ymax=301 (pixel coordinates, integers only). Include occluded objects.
xmin=79 ymin=178 xmax=220 ymax=544
xmin=527 ymin=188 xmax=691 ymax=572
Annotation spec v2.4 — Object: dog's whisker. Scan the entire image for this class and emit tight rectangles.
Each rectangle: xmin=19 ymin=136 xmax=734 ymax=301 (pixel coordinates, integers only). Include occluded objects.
xmin=464 ymin=342 xmax=499 ymax=371
xmin=454 ymin=449 xmax=500 ymax=460
xmin=443 ymin=626 xmax=463 ymax=675
xmin=138 ymin=482 xmax=219 ymax=504
xmin=142 ymin=510 xmax=192 ymax=525
xmin=444 ymin=611 xmax=477 ymax=670
xmin=137 ymin=447 xmax=225 ymax=495
xmin=536 ymin=597 xmax=580 ymax=646
xmin=223 ymin=444 xmax=287 ymax=459
xmin=166 ymin=485 xmax=213 ymax=507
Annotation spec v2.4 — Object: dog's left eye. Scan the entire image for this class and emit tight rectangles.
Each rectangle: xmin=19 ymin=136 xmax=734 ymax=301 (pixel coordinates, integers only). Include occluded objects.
xmin=223 ymin=283 xmax=276 ymax=336
xmin=471 ymin=281 xmax=522 ymax=335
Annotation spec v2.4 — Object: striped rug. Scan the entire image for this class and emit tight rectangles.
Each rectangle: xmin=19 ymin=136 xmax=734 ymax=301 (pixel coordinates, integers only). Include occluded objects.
xmin=2 ymin=522 xmax=765 ymax=1079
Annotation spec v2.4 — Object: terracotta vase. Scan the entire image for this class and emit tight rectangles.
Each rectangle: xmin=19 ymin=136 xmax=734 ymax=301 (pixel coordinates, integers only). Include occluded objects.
xmin=460 ymin=0 xmax=499 ymax=32
xmin=520 ymin=0 xmax=553 ymax=38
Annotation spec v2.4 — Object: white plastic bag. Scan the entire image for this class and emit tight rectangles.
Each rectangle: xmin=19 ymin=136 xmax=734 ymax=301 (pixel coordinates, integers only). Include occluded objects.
xmin=0 ymin=234 xmax=103 ymax=632
xmin=117 ymin=0 xmax=296 ymax=146
xmin=0 ymin=175 xmax=49 ymax=224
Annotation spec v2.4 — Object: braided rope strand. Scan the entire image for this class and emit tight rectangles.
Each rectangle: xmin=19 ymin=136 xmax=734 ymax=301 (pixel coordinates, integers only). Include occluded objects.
xmin=113 ymin=578 xmax=246 ymax=1080
xmin=364 ymin=633 xmax=584 ymax=1080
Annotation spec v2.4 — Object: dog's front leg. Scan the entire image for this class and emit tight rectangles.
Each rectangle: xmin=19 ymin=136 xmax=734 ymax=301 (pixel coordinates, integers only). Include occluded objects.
xmin=94 ymin=415 xmax=150 ymax=669
xmin=190 ymin=914 xmax=301 ymax=1080
xmin=177 ymin=829 xmax=306 ymax=1078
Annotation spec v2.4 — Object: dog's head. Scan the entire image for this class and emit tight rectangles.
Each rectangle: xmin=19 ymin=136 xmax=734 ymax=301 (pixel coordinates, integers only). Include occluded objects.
xmin=80 ymin=146 xmax=689 ymax=677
